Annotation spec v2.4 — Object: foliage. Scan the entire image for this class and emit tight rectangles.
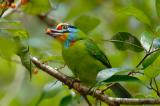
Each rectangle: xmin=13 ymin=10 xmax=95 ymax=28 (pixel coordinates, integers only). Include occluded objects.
xmin=1 ymin=0 xmax=160 ymax=106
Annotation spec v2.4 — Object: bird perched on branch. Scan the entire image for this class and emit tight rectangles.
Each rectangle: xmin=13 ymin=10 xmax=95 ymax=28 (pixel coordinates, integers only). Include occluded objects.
xmin=46 ymin=23 xmax=131 ymax=98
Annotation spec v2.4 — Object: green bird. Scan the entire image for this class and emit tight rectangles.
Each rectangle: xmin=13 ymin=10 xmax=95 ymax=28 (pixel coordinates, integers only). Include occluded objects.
xmin=46 ymin=23 xmax=131 ymax=98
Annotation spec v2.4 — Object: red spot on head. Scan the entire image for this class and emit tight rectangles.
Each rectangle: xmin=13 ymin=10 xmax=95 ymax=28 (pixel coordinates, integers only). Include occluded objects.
xmin=57 ymin=25 xmax=62 ymax=30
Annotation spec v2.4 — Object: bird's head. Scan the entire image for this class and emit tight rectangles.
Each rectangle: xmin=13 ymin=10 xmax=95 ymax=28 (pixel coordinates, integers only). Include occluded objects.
xmin=46 ymin=23 xmax=86 ymax=47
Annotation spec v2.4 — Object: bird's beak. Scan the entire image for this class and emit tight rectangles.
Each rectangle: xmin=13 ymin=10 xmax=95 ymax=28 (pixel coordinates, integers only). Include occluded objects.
xmin=46 ymin=28 xmax=64 ymax=37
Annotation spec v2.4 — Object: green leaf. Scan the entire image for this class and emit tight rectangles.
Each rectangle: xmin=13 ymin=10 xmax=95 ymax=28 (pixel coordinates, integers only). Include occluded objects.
xmin=0 ymin=19 xmax=21 ymax=25
xmin=12 ymin=30 xmax=33 ymax=78
xmin=65 ymin=0 xmax=98 ymax=20
xmin=101 ymin=75 xmax=140 ymax=83
xmin=0 ymin=37 xmax=18 ymax=59
xmin=118 ymin=7 xmax=151 ymax=26
xmin=60 ymin=95 xmax=79 ymax=106
xmin=142 ymin=51 xmax=160 ymax=69
xmin=23 ymin=0 xmax=51 ymax=15
xmin=111 ymin=32 xmax=144 ymax=52
xmin=152 ymin=38 xmax=160 ymax=50
xmin=74 ymin=15 xmax=100 ymax=33
xmin=156 ymin=0 xmax=160 ymax=17
xmin=3 ymin=28 xmax=35 ymax=78
xmin=0 ymin=19 xmax=23 ymax=30
xmin=18 ymin=49 xmax=32 ymax=74
xmin=140 ymin=31 xmax=153 ymax=51
xmin=96 ymin=68 xmax=133 ymax=82
xmin=134 ymin=94 xmax=146 ymax=98
xmin=10 ymin=30 xmax=29 ymax=38
xmin=144 ymin=66 xmax=160 ymax=78
xmin=40 ymin=55 xmax=64 ymax=64
xmin=141 ymin=35 xmax=160 ymax=69
xmin=36 ymin=81 xmax=63 ymax=105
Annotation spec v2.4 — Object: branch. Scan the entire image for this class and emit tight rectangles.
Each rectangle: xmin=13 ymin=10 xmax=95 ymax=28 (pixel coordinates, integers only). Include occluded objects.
xmin=31 ymin=56 xmax=160 ymax=106
xmin=1 ymin=0 xmax=21 ymax=18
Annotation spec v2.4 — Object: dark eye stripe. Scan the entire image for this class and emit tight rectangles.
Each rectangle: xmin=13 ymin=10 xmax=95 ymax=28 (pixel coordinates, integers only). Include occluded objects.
xmin=68 ymin=25 xmax=77 ymax=29
xmin=62 ymin=30 xmax=70 ymax=33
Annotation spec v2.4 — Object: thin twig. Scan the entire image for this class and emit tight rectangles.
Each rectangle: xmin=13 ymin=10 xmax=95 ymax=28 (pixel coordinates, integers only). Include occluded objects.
xmin=83 ymin=95 xmax=92 ymax=106
xmin=101 ymin=83 xmax=114 ymax=93
xmin=153 ymin=78 xmax=159 ymax=92
xmin=136 ymin=53 xmax=149 ymax=68
xmin=153 ymin=78 xmax=160 ymax=97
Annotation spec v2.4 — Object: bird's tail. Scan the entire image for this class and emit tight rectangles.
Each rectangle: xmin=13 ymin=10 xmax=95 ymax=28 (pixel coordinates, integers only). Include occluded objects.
xmin=110 ymin=83 xmax=132 ymax=98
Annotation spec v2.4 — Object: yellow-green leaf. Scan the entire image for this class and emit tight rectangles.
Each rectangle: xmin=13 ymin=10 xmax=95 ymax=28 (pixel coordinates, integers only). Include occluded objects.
xmin=118 ymin=7 xmax=151 ymax=26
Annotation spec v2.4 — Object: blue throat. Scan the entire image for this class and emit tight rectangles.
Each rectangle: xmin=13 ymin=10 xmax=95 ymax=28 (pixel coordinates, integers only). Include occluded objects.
xmin=64 ymin=28 xmax=78 ymax=48
xmin=64 ymin=33 xmax=76 ymax=48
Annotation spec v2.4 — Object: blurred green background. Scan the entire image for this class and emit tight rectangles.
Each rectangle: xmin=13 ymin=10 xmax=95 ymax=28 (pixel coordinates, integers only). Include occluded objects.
xmin=0 ymin=0 xmax=160 ymax=106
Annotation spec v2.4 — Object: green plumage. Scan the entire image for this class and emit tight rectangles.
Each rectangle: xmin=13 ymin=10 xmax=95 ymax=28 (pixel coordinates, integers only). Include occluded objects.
xmin=47 ymin=24 xmax=132 ymax=98
xmin=63 ymin=39 xmax=108 ymax=85
xmin=62 ymin=30 xmax=131 ymax=98
xmin=63 ymin=39 xmax=111 ymax=85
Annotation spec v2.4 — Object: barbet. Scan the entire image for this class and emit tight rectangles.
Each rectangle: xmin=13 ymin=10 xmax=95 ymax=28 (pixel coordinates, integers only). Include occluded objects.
xmin=46 ymin=23 xmax=131 ymax=98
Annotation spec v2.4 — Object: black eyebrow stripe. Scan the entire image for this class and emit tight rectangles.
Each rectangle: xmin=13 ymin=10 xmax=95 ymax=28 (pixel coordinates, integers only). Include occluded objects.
xmin=69 ymin=25 xmax=77 ymax=29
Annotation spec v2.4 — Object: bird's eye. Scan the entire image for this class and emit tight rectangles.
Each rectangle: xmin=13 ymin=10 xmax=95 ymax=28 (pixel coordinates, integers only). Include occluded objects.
xmin=62 ymin=25 xmax=68 ymax=29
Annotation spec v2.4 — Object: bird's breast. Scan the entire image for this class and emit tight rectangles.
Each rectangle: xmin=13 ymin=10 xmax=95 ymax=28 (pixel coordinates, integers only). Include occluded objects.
xmin=62 ymin=40 xmax=106 ymax=85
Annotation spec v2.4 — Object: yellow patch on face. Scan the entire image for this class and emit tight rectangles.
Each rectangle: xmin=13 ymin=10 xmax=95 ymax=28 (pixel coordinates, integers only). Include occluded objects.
xmin=56 ymin=33 xmax=67 ymax=42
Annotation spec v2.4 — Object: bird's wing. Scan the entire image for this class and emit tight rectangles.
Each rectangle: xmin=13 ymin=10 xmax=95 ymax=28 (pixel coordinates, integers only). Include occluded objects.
xmin=85 ymin=39 xmax=112 ymax=68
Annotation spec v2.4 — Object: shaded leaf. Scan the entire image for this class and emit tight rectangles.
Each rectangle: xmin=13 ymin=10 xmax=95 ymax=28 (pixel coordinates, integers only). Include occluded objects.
xmin=102 ymin=75 xmax=140 ymax=83
xmin=142 ymin=51 xmax=160 ymax=69
xmin=155 ymin=26 xmax=160 ymax=36
xmin=111 ymin=32 xmax=144 ymax=52
xmin=140 ymin=31 xmax=153 ymax=51
xmin=36 ymin=81 xmax=63 ymax=105
xmin=12 ymin=30 xmax=33 ymax=78
xmin=74 ymin=15 xmax=100 ymax=33
xmin=156 ymin=0 xmax=160 ymax=17
xmin=118 ymin=7 xmax=151 ymax=26
xmin=15 ymin=38 xmax=32 ymax=78
xmin=60 ymin=94 xmax=79 ymax=106
xmin=0 ymin=37 xmax=18 ymax=59
xmin=96 ymin=68 xmax=133 ymax=82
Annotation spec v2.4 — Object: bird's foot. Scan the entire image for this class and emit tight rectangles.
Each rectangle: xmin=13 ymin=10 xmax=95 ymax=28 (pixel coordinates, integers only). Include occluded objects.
xmin=67 ymin=76 xmax=81 ymax=89
xmin=87 ymin=85 xmax=99 ymax=96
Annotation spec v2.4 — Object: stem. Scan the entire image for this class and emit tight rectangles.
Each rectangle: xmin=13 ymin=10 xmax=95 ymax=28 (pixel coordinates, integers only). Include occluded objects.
xmin=136 ymin=48 xmax=160 ymax=68
xmin=136 ymin=53 xmax=149 ymax=68
xmin=153 ymin=78 xmax=159 ymax=92
xmin=83 ymin=95 xmax=92 ymax=106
